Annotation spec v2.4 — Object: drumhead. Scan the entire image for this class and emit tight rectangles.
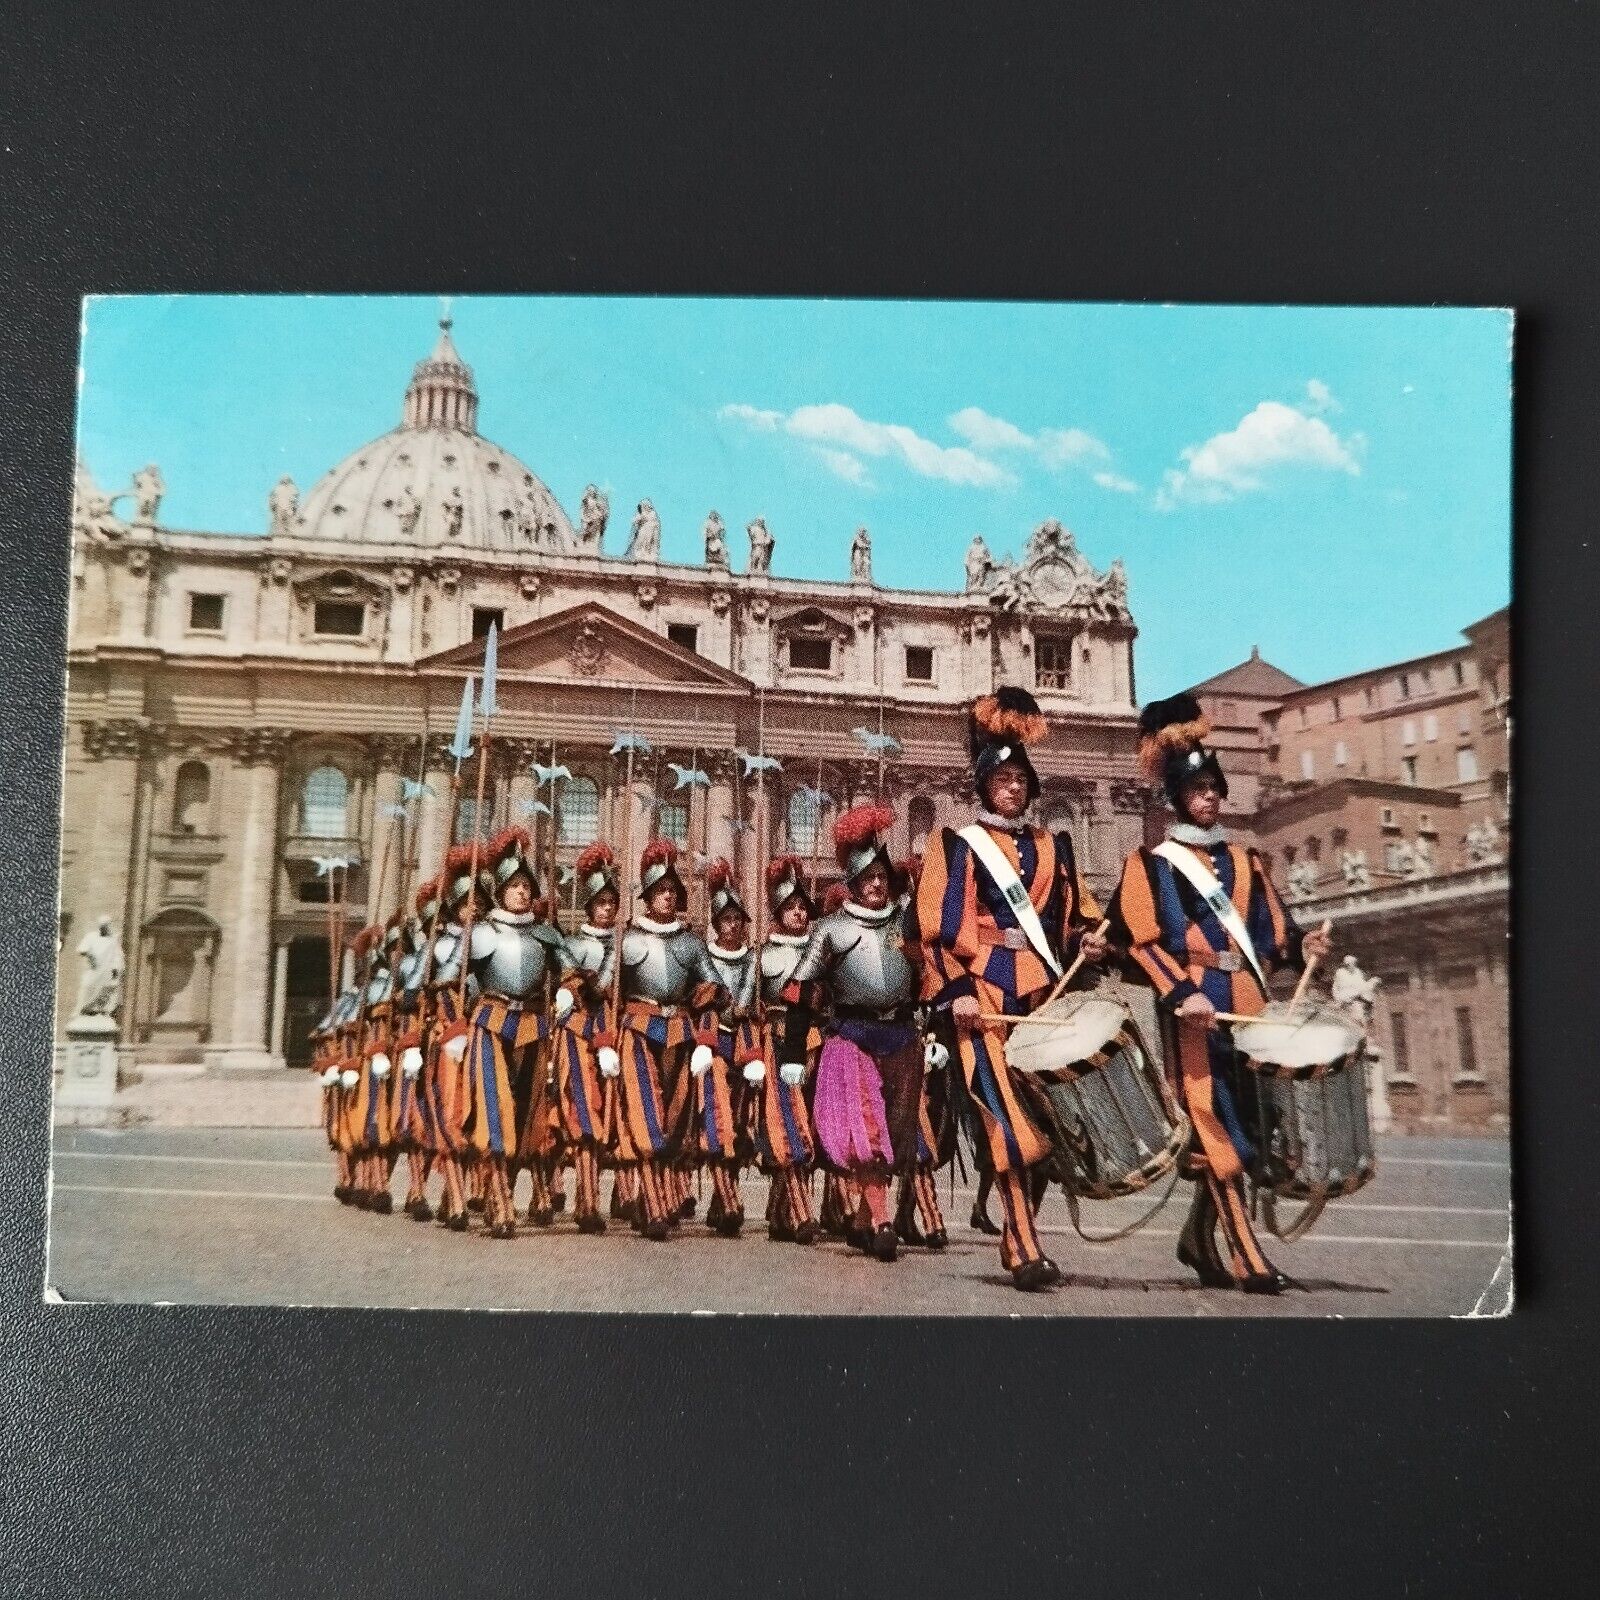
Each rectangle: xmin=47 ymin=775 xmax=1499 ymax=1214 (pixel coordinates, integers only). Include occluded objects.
xmin=1232 ymin=1002 xmax=1362 ymax=1068
xmin=1006 ymin=993 xmax=1131 ymax=1076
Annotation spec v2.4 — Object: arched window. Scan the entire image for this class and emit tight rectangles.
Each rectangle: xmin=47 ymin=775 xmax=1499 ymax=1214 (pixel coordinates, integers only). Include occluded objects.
xmin=656 ymin=801 xmax=689 ymax=847
xmin=455 ymin=796 xmax=485 ymax=844
xmin=302 ymin=766 xmax=348 ymax=837
xmin=558 ymin=777 xmax=599 ymax=846
xmin=172 ymin=761 xmax=211 ymax=833
xmin=788 ymin=789 xmax=821 ymax=856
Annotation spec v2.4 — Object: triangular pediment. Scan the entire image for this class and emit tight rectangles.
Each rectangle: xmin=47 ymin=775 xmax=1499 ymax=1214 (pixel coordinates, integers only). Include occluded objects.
xmin=419 ymin=601 xmax=751 ymax=692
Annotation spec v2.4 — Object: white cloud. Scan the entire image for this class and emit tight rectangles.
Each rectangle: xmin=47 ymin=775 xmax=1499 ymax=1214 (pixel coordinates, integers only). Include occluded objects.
xmin=1303 ymin=378 xmax=1339 ymax=414
xmin=724 ymin=399 xmax=1014 ymax=488
xmin=1155 ymin=399 xmax=1362 ymax=510
xmin=948 ymin=407 xmax=1111 ymax=471
xmin=1092 ymin=470 xmax=1140 ymax=494
xmin=718 ymin=402 xmax=782 ymax=431
xmin=947 ymin=405 xmax=1035 ymax=452
xmin=1401 ymin=384 xmax=1415 ymax=395
xmin=815 ymin=447 xmax=871 ymax=486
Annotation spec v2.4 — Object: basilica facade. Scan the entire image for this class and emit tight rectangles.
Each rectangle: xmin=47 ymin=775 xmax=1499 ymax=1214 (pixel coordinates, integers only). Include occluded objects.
xmin=62 ymin=318 xmax=1149 ymax=1070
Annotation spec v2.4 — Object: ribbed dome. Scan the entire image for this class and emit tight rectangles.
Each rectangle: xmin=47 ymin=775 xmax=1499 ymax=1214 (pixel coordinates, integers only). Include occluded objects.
xmin=288 ymin=318 xmax=576 ymax=552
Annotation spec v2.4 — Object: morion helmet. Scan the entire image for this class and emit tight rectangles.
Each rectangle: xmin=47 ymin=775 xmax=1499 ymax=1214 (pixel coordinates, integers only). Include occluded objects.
xmin=639 ymin=838 xmax=686 ymax=903
xmin=574 ymin=842 xmax=620 ymax=909
xmin=440 ymin=843 xmax=482 ymax=911
xmin=703 ymin=858 xmax=746 ymax=925
xmin=765 ymin=854 xmax=815 ymax=918
xmin=969 ymin=686 xmax=1047 ymax=805
xmin=486 ymin=824 xmax=541 ymax=899
xmin=834 ymin=803 xmax=895 ymax=888
xmin=1137 ymin=692 xmax=1229 ymax=810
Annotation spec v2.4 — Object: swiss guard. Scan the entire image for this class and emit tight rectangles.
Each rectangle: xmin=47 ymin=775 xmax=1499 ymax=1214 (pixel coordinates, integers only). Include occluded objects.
xmin=756 ymin=855 xmax=820 ymax=1245
xmin=1109 ymin=693 xmax=1331 ymax=1294
xmin=701 ymin=860 xmax=762 ymax=1236
xmin=916 ymin=687 xmax=1107 ymax=1291
xmin=350 ymin=923 xmax=395 ymax=1213
xmin=552 ymin=841 xmax=623 ymax=1233
xmin=783 ymin=804 xmax=926 ymax=1264
xmin=463 ymin=825 xmax=568 ymax=1239
xmin=388 ymin=906 xmax=435 ymax=1221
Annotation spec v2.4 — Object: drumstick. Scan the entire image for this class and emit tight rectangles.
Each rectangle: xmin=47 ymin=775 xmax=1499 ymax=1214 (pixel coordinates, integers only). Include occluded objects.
xmin=1291 ymin=919 xmax=1333 ymax=1009
xmin=1043 ymin=918 xmax=1111 ymax=1008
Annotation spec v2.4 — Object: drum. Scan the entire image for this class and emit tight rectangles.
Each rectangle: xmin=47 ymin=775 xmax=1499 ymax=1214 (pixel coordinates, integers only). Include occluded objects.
xmin=1005 ymin=991 xmax=1188 ymax=1198
xmin=1230 ymin=1001 xmax=1376 ymax=1203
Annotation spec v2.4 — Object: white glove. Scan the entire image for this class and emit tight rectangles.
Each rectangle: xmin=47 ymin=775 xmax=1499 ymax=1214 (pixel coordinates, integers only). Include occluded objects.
xmin=369 ymin=1052 xmax=392 ymax=1080
xmin=689 ymin=1043 xmax=714 ymax=1078
xmin=400 ymin=1046 xmax=423 ymax=1079
xmin=924 ymin=1038 xmax=950 ymax=1072
xmin=553 ymin=988 xmax=575 ymax=1022
xmin=779 ymin=1061 xmax=805 ymax=1088
xmin=741 ymin=1058 xmax=766 ymax=1085
xmin=338 ymin=1068 xmax=358 ymax=1090
xmin=319 ymin=1066 xmax=340 ymax=1088
xmin=442 ymin=1033 xmax=470 ymax=1063
xmin=597 ymin=1045 xmax=621 ymax=1079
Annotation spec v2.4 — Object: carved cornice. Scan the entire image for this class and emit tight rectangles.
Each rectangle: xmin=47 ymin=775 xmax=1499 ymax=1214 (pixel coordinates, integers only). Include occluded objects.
xmin=225 ymin=727 xmax=295 ymax=767
xmin=81 ymin=717 xmax=153 ymax=761
xmin=1109 ymin=777 xmax=1158 ymax=814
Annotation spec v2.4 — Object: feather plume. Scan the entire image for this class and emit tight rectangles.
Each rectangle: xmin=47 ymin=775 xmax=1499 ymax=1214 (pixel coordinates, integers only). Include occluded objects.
xmin=575 ymin=841 xmax=615 ymax=879
xmin=703 ymin=857 xmax=734 ymax=895
xmin=823 ymin=882 xmax=850 ymax=914
xmin=414 ymin=877 xmax=439 ymax=916
xmin=765 ymin=854 xmax=804 ymax=894
xmin=972 ymin=687 xmax=1048 ymax=749
xmin=1136 ymin=693 xmax=1212 ymax=780
xmin=639 ymin=837 xmax=679 ymax=874
xmin=350 ymin=923 xmax=383 ymax=960
xmin=487 ymin=824 xmax=533 ymax=862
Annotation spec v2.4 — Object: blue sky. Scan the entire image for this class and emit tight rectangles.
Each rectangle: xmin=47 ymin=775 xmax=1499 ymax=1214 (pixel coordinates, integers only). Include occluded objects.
xmin=76 ymin=295 xmax=1511 ymax=694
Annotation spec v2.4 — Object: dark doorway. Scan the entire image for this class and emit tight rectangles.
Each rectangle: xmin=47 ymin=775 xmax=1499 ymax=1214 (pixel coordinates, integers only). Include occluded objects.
xmin=284 ymin=934 xmax=332 ymax=1068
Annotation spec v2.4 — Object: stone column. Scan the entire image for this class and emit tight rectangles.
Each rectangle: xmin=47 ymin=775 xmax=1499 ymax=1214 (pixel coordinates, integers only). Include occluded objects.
xmin=417 ymin=745 xmax=455 ymax=878
xmin=214 ymin=730 xmax=286 ymax=1071
xmin=117 ymin=545 xmax=154 ymax=643
xmin=365 ymin=740 xmax=406 ymax=921
xmin=269 ymin=940 xmax=290 ymax=1062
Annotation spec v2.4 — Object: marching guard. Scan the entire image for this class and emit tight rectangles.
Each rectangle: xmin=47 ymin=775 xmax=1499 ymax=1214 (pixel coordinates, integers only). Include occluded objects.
xmin=462 ymin=826 xmax=568 ymax=1239
xmin=596 ymin=839 xmax=725 ymax=1241
xmin=701 ymin=860 xmax=763 ymax=1236
xmin=551 ymin=841 xmax=624 ymax=1233
xmin=782 ymin=804 xmax=927 ymax=1264
xmin=388 ymin=908 xmax=435 ymax=1221
xmin=349 ymin=924 xmax=395 ymax=1213
xmin=916 ymin=687 xmax=1107 ymax=1290
xmin=1109 ymin=694 xmax=1329 ymax=1294
xmin=756 ymin=856 xmax=820 ymax=1245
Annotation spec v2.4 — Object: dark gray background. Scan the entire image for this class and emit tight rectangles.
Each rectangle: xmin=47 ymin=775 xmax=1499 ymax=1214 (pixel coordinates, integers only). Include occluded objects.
xmin=1 ymin=5 xmax=1592 ymax=1595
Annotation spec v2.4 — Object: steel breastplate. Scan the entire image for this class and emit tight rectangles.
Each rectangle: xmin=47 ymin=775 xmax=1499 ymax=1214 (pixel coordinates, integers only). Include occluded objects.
xmin=622 ymin=925 xmax=702 ymax=1005
xmin=827 ymin=909 xmax=917 ymax=1011
xmin=479 ymin=917 xmax=553 ymax=1000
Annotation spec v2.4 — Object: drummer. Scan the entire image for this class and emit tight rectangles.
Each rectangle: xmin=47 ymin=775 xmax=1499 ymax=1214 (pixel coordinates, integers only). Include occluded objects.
xmin=916 ymin=686 xmax=1108 ymax=1292
xmin=1108 ymin=693 xmax=1331 ymax=1295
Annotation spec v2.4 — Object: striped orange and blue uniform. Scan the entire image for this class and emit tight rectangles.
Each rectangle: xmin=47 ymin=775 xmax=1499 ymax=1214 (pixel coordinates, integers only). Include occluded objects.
xmin=553 ymin=991 xmax=614 ymax=1151
xmin=424 ymin=985 xmax=470 ymax=1157
xmin=706 ymin=1017 xmax=762 ymax=1163
xmin=465 ymin=995 xmax=551 ymax=1159
xmin=613 ymin=990 xmax=718 ymax=1162
xmin=1110 ymin=839 xmax=1303 ymax=1177
xmin=918 ymin=821 xmax=1102 ymax=1269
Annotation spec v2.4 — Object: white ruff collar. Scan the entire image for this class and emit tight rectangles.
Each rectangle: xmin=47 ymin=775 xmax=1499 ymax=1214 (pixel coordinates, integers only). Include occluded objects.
xmin=844 ymin=900 xmax=894 ymax=926
xmin=1168 ymin=821 xmax=1228 ymax=848
xmin=976 ymin=807 xmax=1033 ymax=834
xmin=709 ymin=941 xmax=749 ymax=960
xmin=766 ymin=931 xmax=809 ymax=947
xmin=633 ymin=913 xmax=683 ymax=935
xmin=490 ymin=908 xmax=538 ymax=926
xmin=580 ymin=923 xmax=614 ymax=939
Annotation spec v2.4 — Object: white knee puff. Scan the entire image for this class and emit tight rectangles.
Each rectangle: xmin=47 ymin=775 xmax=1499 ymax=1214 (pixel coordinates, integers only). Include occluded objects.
xmin=553 ymin=988 xmax=575 ymax=1021
xmin=400 ymin=1046 xmax=423 ymax=1078
xmin=779 ymin=1061 xmax=805 ymax=1087
xmin=442 ymin=1033 xmax=469 ymax=1063
xmin=338 ymin=1068 xmax=358 ymax=1089
xmin=370 ymin=1053 xmax=392 ymax=1079
xmin=924 ymin=1038 xmax=950 ymax=1072
xmin=689 ymin=1043 xmax=714 ymax=1077
xmin=597 ymin=1046 xmax=621 ymax=1078
xmin=741 ymin=1059 xmax=766 ymax=1084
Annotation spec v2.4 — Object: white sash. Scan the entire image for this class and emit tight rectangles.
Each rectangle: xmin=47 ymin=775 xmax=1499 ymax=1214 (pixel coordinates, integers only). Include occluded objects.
xmin=1152 ymin=840 xmax=1267 ymax=995
xmin=957 ymin=825 xmax=1062 ymax=980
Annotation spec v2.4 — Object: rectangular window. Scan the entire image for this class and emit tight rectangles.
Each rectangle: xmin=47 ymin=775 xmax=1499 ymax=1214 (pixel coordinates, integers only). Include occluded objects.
xmin=1457 ymin=747 xmax=1479 ymax=782
xmin=1453 ymin=661 xmax=1466 ymax=687
xmin=1034 ymin=636 xmax=1071 ymax=691
xmin=1381 ymin=806 xmax=1397 ymax=828
xmin=1333 ymin=739 xmax=1348 ymax=767
xmin=1399 ymin=673 xmax=1411 ymax=698
xmin=1418 ymin=812 xmax=1435 ymax=834
xmin=667 ymin=623 xmax=699 ymax=654
xmin=187 ymin=592 xmax=225 ymax=632
xmin=471 ymin=607 xmax=504 ymax=640
xmin=1423 ymin=712 xmax=1439 ymax=742
xmin=789 ymin=637 xmax=832 ymax=672
xmin=1300 ymin=749 xmax=1315 ymax=780
xmin=1458 ymin=706 xmax=1473 ymax=735
xmin=1391 ymin=1012 xmax=1412 ymax=1079
xmin=313 ymin=600 xmax=365 ymax=637
xmin=904 ymin=645 xmax=935 ymax=683
xmin=1401 ymin=755 xmax=1418 ymax=785
xmin=1402 ymin=719 xmax=1417 ymax=746
xmin=1455 ymin=1006 xmax=1480 ymax=1079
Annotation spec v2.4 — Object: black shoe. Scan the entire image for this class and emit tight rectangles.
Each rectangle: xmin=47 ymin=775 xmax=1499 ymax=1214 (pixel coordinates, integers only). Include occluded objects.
xmin=1177 ymin=1239 xmax=1237 ymax=1290
xmin=552 ymin=1190 xmax=567 ymax=1214
xmin=678 ymin=1196 xmax=697 ymax=1221
xmin=794 ymin=1220 xmax=820 ymax=1246
xmin=530 ymin=1206 xmax=554 ymax=1229
xmin=714 ymin=1211 xmax=745 ymax=1238
xmin=447 ymin=1211 xmax=469 ymax=1233
xmin=609 ymin=1190 xmax=627 ymax=1220
xmin=896 ymin=1217 xmax=926 ymax=1247
xmin=870 ymin=1223 xmax=899 ymax=1263
xmin=969 ymin=1204 xmax=1002 ymax=1237
xmin=493 ymin=1220 xmax=517 ymax=1240
xmin=576 ymin=1212 xmax=606 ymax=1235
xmin=334 ymin=1185 xmax=351 ymax=1205
xmin=642 ymin=1217 xmax=671 ymax=1241
xmin=466 ymin=1195 xmax=485 ymax=1214
xmin=924 ymin=1229 xmax=949 ymax=1252
xmin=371 ymin=1191 xmax=393 ymax=1216
xmin=1011 ymin=1257 xmax=1062 ymax=1292
xmin=1241 ymin=1268 xmax=1293 ymax=1296
xmin=407 ymin=1198 xmax=433 ymax=1222
xmin=768 ymin=1221 xmax=797 ymax=1244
